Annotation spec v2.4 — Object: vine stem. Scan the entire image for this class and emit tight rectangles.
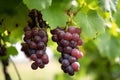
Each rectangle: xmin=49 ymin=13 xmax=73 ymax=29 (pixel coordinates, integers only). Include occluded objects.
xmin=34 ymin=9 xmax=40 ymax=28
xmin=65 ymin=3 xmax=85 ymax=29
xmin=10 ymin=58 xmax=22 ymax=80
xmin=1 ymin=59 xmax=11 ymax=80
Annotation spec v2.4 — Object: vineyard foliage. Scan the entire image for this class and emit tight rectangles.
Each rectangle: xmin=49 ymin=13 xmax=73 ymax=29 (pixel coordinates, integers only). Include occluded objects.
xmin=0 ymin=0 xmax=120 ymax=80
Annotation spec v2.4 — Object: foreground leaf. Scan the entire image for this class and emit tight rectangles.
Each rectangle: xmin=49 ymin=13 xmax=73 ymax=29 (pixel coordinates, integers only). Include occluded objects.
xmin=74 ymin=10 xmax=105 ymax=38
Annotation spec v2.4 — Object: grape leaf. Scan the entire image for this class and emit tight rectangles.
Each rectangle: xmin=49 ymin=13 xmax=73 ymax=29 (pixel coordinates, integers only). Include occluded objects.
xmin=98 ymin=0 xmax=119 ymax=16
xmin=115 ymin=10 xmax=120 ymax=28
xmin=0 ymin=0 xmax=21 ymax=13
xmin=0 ymin=3 xmax=29 ymax=43
xmin=41 ymin=0 xmax=72 ymax=29
xmin=6 ymin=46 xmax=18 ymax=56
xmin=22 ymin=0 xmax=52 ymax=10
xmin=74 ymin=10 xmax=105 ymax=38
xmin=95 ymin=33 xmax=120 ymax=61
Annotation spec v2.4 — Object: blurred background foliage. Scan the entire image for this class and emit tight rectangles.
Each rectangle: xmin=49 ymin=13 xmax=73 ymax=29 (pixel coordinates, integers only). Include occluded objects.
xmin=0 ymin=0 xmax=120 ymax=80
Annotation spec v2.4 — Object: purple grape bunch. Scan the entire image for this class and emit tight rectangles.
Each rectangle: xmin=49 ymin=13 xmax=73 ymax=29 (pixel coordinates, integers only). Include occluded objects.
xmin=51 ymin=26 xmax=83 ymax=76
xmin=21 ymin=26 xmax=49 ymax=70
xmin=21 ymin=9 xmax=49 ymax=70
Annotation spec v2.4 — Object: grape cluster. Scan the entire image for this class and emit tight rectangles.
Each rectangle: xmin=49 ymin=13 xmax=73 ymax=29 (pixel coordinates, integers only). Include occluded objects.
xmin=0 ymin=44 xmax=6 ymax=56
xmin=51 ymin=26 xmax=83 ymax=76
xmin=21 ymin=9 xmax=49 ymax=70
xmin=21 ymin=26 xmax=49 ymax=70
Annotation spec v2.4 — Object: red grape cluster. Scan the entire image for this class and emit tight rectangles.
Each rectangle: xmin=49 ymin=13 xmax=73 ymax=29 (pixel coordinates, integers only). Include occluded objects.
xmin=0 ymin=44 xmax=6 ymax=56
xmin=21 ymin=9 xmax=49 ymax=70
xmin=51 ymin=26 xmax=83 ymax=76
xmin=22 ymin=26 xmax=49 ymax=70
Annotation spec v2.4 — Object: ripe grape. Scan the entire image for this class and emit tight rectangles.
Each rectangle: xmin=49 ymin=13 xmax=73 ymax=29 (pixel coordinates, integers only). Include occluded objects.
xmin=41 ymin=54 xmax=49 ymax=64
xmin=71 ymin=62 xmax=80 ymax=71
xmin=37 ymin=42 xmax=45 ymax=50
xmin=36 ymin=50 xmax=44 ymax=58
xmin=29 ymin=41 xmax=37 ymax=49
xmin=30 ymin=54 xmax=37 ymax=61
xmin=62 ymin=59 xmax=70 ymax=67
xmin=31 ymin=62 xmax=38 ymax=70
xmin=64 ymin=32 xmax=72 ymax=40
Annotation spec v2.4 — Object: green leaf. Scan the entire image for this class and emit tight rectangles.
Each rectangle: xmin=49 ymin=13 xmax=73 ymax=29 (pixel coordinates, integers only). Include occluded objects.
xmin=22 ymin=0 xmax=52 ymax=10
xmin=95 ymin=33 xmax=120 ymax=61
xmin=0 ymin=0 xmax=21 ymax=13
xmin=115 ymin=10 xmax=120 ymax=28
xmin=98 ymin=0 xmax=119 ymax=16
xmin=0 ymin=3 xmax=29 ymax=43
xmin=6 ymin=46 xmax=18 ymax=56
xmin=74 ymin=10 xmax=105 ymax=38
xmin=41 ymin=0 xmax=71 ymax=29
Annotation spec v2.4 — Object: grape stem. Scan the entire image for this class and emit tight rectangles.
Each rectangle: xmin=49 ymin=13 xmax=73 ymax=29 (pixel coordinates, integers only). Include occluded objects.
xmin=10 ymin=58 xmax=22 ymax=80
xmin=1 ymin=59 xmax=11 ymax=80
xmin=34 ymin=9 xmax=40 ymax=29
xmin=73 ymin=3 xmax=85 ymax=17
xmin=65 ymin=3 xmax=85 ymax=30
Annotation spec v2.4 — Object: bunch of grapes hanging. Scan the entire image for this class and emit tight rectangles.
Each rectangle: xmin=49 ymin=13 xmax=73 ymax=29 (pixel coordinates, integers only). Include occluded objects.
xmin=21 ymin=9 xmax=49 ymax=70
xmin=21 ymin=9 xmax=84 ymax=76
xmin=51 ymin=26 xmax=83 ymax=76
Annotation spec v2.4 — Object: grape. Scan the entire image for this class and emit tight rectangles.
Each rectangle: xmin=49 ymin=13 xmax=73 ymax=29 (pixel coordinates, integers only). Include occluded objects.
xmin=69 ymin=56 xmax=77 ymax=63
xmin=42 ymin=37 xmax=48 ymax=44
xmin=36 ymin=50 xmax=44 ymax=58
xmin=75 ymin=28 xmax=81 ymax=34
xmin=63 ymin=46 xmax=72 ymax=54
xmin=68 ymin=26 xmax=76 ymax=33
xmin=60 ymin=39 xmax=69 ymax=47
xmin=32 ymin=27 xmax=39 ymax=36
xmin=38 ymin=63 xmax=45 ymax=68
xmin=36 ymin=59 xmax=43 ymax=65
xmin=57 ymin=46 xmax=63 ymax=52
xmin=61 ymin=65 xmax=67 ymax=73
xmin=34 ymin=36 xmax=41 ymax=43
xmin=31 ymin=62 xmax=38 ymax=70
xmin=66 ymin=66 xmax=74 ymax=76
xmin=35 ymin=59 xmax=44 ymax=69
xmin=71 ymin=62 xmax=80 ymax=71
xmin=62 ymin=59 xmax=70 ymax=67
xmin=64 ymin=32 xmax=72 ymax=40
xmin=52 ymin=35 xmax=58 ymax=42
xmin=77 ymin=52 xmax=83 ymax=59
xmin=38 ymin=30 xmax=46 ymax=38
xmin=41 ymin=54 xmax=49 ymax=64
xmin=77 ymin=39 xmax=83 ymax=46
xmin=30 ymin=54 xmax=37 ymax=61
xmin=29 ymin=41 xmax=37 ymax=49
xmin=24 ymin=26 xmax=31 ymax=31
xmin=58 ymin=31 xmax=65 ymax=39
xmin=51 ymin=26 xmax=83 ymax=76
xmin=69 ymin=40 xmax=77 ymax=48
xmin=72 ymin=33 xmax=80 ymax=41
xmin=37 ymin=42 xmax=45 ymax=50
xmin=71 ymin=48 xmax=83 ymax=59
xmin=25 ymin=31 xmax=32 ymax=39
xmin=59 ymin=57 xmax=63 ymax=63
xmin=62 ymin=54 xmax=70 ymax=59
